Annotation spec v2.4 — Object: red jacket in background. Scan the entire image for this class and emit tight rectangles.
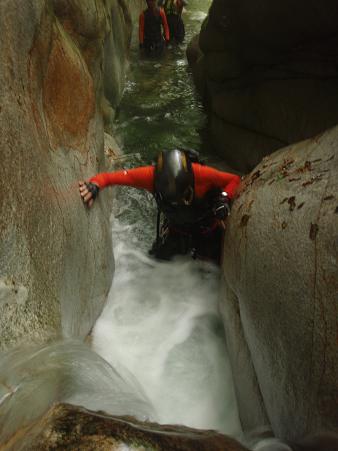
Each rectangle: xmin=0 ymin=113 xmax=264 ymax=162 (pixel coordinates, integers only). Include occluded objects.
xmin=139 ymin=8 xmax=170 ymax=44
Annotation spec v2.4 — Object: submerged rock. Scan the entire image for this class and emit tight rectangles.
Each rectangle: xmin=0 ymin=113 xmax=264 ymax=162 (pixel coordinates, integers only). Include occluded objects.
xmin=221 ymin=125 xmax=338 ymax=440
xmin=8 ymin=403 xmax=249 ymax=451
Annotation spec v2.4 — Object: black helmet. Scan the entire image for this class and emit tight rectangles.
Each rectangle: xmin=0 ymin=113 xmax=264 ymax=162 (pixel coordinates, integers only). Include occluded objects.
xmin=154 ymin=149 xmax=194 ymax=205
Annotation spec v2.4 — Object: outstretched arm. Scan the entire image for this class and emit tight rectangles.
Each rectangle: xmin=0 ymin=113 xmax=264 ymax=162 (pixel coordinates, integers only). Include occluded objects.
xmin=192 ymin=164 xmax=241 ymax=221
xmin=193 ymin=164 xmax=241 ymax=200
xmin=79 ymin=166 xmax=155 ymax=208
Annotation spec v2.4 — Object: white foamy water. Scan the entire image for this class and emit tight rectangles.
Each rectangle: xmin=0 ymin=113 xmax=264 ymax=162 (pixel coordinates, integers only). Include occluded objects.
xmin=0 ymin=340 xmax=154 ymax=444
xmin=92 ymin=186 xmax=242 ymax=437
xmin=189 ymin=11 xmax=208 ymax=22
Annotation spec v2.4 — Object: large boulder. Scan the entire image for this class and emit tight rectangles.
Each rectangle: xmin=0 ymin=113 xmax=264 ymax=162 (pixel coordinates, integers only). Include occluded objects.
xmin=221 ymin=126 xmax=338 ymax=440
xmin=187 ymin=0 xmax=338 ymax=171
xmin=0 ymin=0 xmax=132 ymax=350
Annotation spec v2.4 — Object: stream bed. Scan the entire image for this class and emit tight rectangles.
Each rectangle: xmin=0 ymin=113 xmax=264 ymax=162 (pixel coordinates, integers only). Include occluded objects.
xmin=0 ymin=1 xmax=245 ymax=447
xmin=92 ymin=0 xmax=242 ymax=438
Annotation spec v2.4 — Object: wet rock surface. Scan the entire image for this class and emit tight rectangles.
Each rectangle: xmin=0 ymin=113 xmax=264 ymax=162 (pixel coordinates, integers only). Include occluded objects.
xmin=7 ymin=403 xmax=249 ymax=451
xmin=188 ymin=0 xmax=338 ymax=171
xmin=221 ymin=125 xmax=338 ymax=440
xmin=0 ymin=0 xmax=133 ymax=349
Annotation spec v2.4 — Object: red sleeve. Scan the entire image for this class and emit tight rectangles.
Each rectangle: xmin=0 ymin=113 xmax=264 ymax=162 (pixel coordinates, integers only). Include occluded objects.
xmin=192 ymin=164 xmax=241 ymax=200
xmin=160 ymin=8 xmax=170 ymax=41
xmin=139 ymin=12 xmax=145 ymax=44
xmin=89 ymin=166 xmax=155 ymax=192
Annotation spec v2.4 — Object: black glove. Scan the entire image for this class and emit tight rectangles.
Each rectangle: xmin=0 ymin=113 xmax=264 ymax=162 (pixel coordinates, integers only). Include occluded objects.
xmin=85 ymin=182 xmax=100 ymax=200
xmin=212 ymin=192 xmax=231 ymax=220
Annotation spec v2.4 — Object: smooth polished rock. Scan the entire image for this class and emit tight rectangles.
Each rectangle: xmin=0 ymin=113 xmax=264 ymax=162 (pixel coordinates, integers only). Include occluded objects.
xmin=188 ymin=0 xmax=338 ymax=171
xmin=0 ymin=0 xmax=132 ymax=349
xmin=221 ymin=125 xmax=338 ymax=440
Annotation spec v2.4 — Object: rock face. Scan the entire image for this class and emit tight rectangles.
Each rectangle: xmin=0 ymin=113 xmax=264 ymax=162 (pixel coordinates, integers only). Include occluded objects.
xmin=188 ymin=0 xmax=338 ymax=443
xmin=187 ymin=0 xmax=338 ymax=172
xmin=7 ymin=403 xmax=249 ymax=451
xmin=221 ymin=126 xmax=338 ymax=440
xmin=0 ymin=0 xmax=134 ymax=350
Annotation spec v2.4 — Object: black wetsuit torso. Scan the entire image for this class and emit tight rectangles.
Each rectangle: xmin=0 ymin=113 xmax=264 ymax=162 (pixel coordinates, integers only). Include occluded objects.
xmin=153 ymin=188 xmax=223 ymax=263
xmin=156 ymin=192 xmax=217 ymax=230
xmin=144 ymin=9 xmax=164 ymax=50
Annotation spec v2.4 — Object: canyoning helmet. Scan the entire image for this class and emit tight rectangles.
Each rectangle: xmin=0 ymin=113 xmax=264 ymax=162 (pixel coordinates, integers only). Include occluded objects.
xmin=154 ymin=149 xmax=194 ymax=205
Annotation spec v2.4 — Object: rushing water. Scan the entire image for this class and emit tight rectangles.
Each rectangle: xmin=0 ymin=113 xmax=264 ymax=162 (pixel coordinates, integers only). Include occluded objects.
xmin=0 ymin=3 xmax=294 ymax=450
xmin=0 ymin=340 xmax=154 ymax=444
xmin=91 ymin=0 xmax=243 ymax=439
xmin=92 ymin=184 xmax=241 ymax=435
xmin=113 ymin=1 xmax=211 ymax=162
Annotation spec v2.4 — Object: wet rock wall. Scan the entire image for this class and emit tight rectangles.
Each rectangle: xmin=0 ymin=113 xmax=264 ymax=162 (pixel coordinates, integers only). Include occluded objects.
xmin=187 ymin=0 xmax=338 ymax=172
xmin=187 ymin=0 xmax=338 ymax=442
xmin=221 ymin=127 xmax=338 ymax=440
xmin=0 ymin=0 xmax=138 ymax=350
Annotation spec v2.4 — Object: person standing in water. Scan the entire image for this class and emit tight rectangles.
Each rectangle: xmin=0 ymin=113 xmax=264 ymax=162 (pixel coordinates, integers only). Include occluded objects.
xmin=160 ymin=0 xmax=187 ymax=43
xmin=139 ymin=0 xmax=170 ymax=55
xmin=79 ymin=149 xmax=241 ymax=265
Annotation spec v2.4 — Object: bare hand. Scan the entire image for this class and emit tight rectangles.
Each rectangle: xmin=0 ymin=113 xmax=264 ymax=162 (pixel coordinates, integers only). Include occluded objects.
xmin=216 ymin=218 xmax=227 ymax=231
xmin=79 ymin=181 xmax=98 ymax=208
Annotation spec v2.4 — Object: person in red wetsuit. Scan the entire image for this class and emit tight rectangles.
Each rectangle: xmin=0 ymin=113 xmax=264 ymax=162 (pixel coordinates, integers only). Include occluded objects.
xmin=79 ymin=149 xmax=241 ymax=264
xmin=139 ymin=0 xmax=170 ymax=55
xmin=161 ymin=0 xmax=187 ymax=43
